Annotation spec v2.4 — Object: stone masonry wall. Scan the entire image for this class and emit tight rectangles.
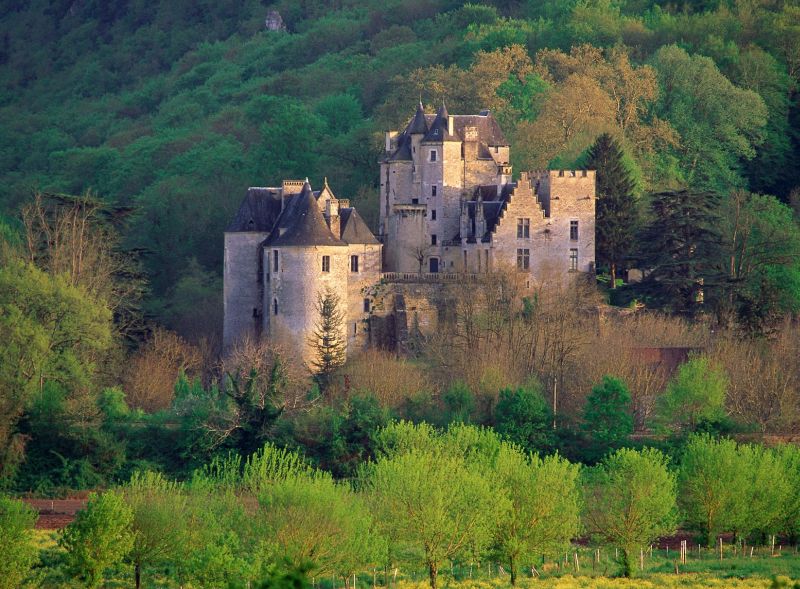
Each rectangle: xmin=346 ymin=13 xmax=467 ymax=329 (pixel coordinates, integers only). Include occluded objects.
xmin=265 ymin=244 xmax=349 ymax=367
xmin=346 ymin=243 xmax=382 ymax=353
xmin=486 ymin=171 xmax=595 ymax=284
xmin=223 ymin=232 xmax=267 ymax=350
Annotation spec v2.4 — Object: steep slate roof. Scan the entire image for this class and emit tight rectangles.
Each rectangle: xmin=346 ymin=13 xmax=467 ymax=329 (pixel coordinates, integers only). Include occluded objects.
xmin=423 ymin=104 xmax=457 ymax=142
xmin=340 ymin=208 xmax=380 ymax=244
xmin=266 ymin=182 xmax=346 ymax=247
xmin=385 ymin=106 xmax=509 ymax=161
xmin=450 ymin=182 xmax=517 ymax=242
xmin=449 ymin=113 xmax=508 ymax=146
xmin=407 ymin=102 xmax=428 ymax=134
xmin=386 ymin=134 xmax=413 ymax=161
xmin=226 ymin=187 xmax=283 ymax=232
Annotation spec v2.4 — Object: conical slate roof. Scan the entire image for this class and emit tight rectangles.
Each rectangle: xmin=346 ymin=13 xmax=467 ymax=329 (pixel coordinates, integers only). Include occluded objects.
xmin=340 ymin=208 xmax=380 ymax=244
xmin=267 ymin=182 xmax=346 ymax=247
xmin=407 ymin=102 xmax=428 ymax=135
xmin=423 ymin=103 xmax=457 ymax=142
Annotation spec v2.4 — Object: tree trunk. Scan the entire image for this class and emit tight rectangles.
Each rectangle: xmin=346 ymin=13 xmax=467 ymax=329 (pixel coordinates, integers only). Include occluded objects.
xmin=610 ymin=263 xmax=617 ymax=289
xmin=135 ymin=563 xmax=141 ymax=589
xmin=619 ymin=548 xmax=632 ymax=577
xmin=428 ymin=562 xmax=438 ymax=589
xmin=509 ymin=556 xmax=517 ymax=586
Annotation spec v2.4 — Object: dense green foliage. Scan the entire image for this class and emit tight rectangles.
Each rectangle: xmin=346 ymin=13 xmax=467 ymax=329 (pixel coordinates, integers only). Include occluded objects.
xmin=656 ymin=357 xmax=728 ymax=432
xmin=13 ymin=426 xmax=800 ymax=586
xmin=3 ymin=8 xmax=800 ymax=575
xmin=581 ymin=376 xmax=634 ymax=453
xmin=0 ymin=496 xmax=38 ymax=589
xmin=58 ymin=491 xmax=134 ymax=588
xmin=583 ymin=448 xmax=678 ymax=577
xmin=586 ymin=134 xmax=639 ymax=287
xmin=2 ymin=0 xmax=800 ymax=332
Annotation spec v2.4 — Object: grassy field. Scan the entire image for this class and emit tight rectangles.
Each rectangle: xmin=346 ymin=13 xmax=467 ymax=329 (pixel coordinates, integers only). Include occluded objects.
xmin=399 ymin=577 xmax=790 ymax=589
xmin=27 ymin=528 xmax=800 ymax=589
xmin=392 ymin=546 xmax=800 ymax=589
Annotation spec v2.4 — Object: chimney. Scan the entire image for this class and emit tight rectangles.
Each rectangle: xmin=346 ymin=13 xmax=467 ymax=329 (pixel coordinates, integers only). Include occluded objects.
xmin=385 ymin=131 xmax=398 ymax=153
xmin=463 ymin=126 xmax=478 ymax=161
xmin=325 ymin=199 xmax=341 ymax=238
xmin=447 ymin=115 xmax=454 ymax=136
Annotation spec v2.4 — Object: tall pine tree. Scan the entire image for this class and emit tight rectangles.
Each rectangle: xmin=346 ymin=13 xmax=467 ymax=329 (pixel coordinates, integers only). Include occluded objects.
xmin=586 ymin=134 xmax=639 ymax=288
xmin=309 ymin=287 xmax=346 ymax=391
xmin=634 ymin=189 xmax=725 ymax=315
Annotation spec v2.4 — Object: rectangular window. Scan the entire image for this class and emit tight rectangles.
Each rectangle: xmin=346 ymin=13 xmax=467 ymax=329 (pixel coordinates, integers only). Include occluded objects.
xmin=431 ymin=234 xmax=437 ymax=246
xmin=432 ymin=186 xmax=437 ymax=197
xmin=570 ymin=248 xmax=578 ymax=271
xmin=431 ymin=209 xmax=437 ymax=220
xmin=273 ymin=299 xmax=278 ymax=315
xmin=570 ymin=220 xmax=579 ymax=241
xmin=516 ymin=248 xmax=530 ymax=270
xmin=350 ymin=255 xmax=359 ymax=272
xmin=430 ymin=150 xmax=437 ymax=162
xmin=412 ymin=198 xmax=419 ymax=204
xmin=322 ymin=255 xmax=330 ymax=272
xmin=517 ymin=218 xmax=530 ymax=239
xmin=363 ymin=298 xmax=370 ymax=312
xmin=273 ymin=250 xmax=279 ymax=272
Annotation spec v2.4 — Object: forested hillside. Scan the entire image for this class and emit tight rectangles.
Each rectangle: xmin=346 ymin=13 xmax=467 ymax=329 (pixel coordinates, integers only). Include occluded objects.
xmin=2 ymin=0 xmax=799 ymax=334
xmin=3 ymin=0 xmax=800 ymax=495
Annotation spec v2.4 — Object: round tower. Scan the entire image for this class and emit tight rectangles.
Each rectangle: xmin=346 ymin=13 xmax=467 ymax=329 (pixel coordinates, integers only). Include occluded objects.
xmin=264 ymin=181 xmax=348 ymax=368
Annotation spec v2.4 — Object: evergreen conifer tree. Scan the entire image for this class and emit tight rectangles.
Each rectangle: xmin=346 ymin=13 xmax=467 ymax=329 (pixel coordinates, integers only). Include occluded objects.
xmin=634 ymin=189 xmax=725 ymax=314
xmin=586 ymin=134 xmax=640 ymax=288
xmin=310 ymin=287 xmax=346 ymax=390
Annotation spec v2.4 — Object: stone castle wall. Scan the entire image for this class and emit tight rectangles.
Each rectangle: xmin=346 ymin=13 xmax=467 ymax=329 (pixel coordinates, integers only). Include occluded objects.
xmin=345 ymin=243 xmax=382 ymax=351
xmin=265 ymin=244 xmax=349 ymax=367
xmin=223 ymin=232 xmax=267 ymax=349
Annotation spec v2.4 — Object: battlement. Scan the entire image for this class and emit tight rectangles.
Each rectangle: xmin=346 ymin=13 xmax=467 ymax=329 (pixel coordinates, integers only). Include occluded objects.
xmin=550 ymin=169 xmax=595 ymax=180
xmin=281 ymin=179 xmax=306 ymax=194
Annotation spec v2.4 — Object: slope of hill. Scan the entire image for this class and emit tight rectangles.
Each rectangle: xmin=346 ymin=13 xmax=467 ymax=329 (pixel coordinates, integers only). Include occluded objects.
xmin=1 ymin=0 xmax=798 ymax=334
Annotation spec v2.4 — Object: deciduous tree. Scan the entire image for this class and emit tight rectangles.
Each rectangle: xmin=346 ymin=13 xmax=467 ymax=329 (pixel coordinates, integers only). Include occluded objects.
xmin=655 ymin=357 xmax=727 ymax=432
xmin=583 ymin=447 xmax=677 ymax=577
xmin=123 ymin=471 xmax=189 ymax=589
xmin=365 ymin=427 xmax=506 ymax=589
xmin=678 ymin=435 xmax=749 ymax=546
xmin=492 ymin=446 xmax=580 ymax=584
xmin=0 ymin=496 xmax=38 ymax=589
xmin=59 ymin=491 xmax=134 ymax=589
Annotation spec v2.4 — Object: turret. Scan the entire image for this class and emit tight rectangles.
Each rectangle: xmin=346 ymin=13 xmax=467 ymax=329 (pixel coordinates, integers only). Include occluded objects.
xmin=408 ymin=101 xmax=428 ymax=164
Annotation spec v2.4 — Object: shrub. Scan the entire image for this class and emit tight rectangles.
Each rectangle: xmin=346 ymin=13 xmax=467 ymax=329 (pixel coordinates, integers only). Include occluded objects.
xmin=0 ymin=496 xmax=38 ymax=589
xmin=59 ymin=491 xmax=134 ymax=588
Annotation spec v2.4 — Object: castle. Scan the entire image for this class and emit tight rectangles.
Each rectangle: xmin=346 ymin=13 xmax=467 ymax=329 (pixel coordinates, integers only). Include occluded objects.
xmin=223 ymin=104 xmax=596 ymax=365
